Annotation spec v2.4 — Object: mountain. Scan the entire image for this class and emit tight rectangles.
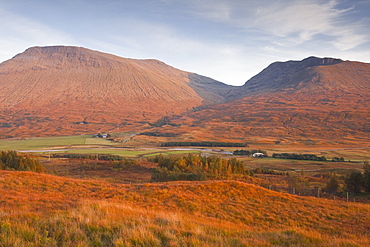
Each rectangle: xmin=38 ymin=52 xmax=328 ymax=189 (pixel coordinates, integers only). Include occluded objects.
xmin=226 ymin=56 xmax=366 ymax=97
xmin=169 ymin=57 xmax=370 ymax=145
xmin=0 ymin=46 xmax=233 ymax=137
xmin=0 ymin=47 xmax=368 ymax=143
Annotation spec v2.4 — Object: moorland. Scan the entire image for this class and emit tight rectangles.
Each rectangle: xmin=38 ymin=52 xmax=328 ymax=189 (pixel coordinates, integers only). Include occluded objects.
xmin=0 ymin=46 xmax=369 ymax=246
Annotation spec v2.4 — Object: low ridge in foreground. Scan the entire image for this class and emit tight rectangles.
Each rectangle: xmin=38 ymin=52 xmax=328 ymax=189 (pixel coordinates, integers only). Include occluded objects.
xmin=1 ymin=170 xmax=370 ymax=246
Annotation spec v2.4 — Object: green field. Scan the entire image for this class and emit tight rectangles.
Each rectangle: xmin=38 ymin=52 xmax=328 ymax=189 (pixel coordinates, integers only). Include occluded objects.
xmin=85 ymin=138 xmax=117 ymax=146
xmin=0 ymin=134 xmax=367 ymax=164
xmin=0 ymin=134 xmax=206 ymax=158
xmin=0 ymin=135 xmax=91 ymax=150
xmin=42 ymin=148 xmax=201 ymax=158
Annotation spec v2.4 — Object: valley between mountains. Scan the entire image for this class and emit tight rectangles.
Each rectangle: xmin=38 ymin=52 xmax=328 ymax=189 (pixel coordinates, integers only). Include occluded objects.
xmin=0 ymin=46 xmax=369 ymax=246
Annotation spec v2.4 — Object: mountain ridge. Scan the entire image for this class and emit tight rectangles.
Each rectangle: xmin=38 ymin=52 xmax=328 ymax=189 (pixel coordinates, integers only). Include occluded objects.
xmin=0 ymin=46 xmax=369 ymax=141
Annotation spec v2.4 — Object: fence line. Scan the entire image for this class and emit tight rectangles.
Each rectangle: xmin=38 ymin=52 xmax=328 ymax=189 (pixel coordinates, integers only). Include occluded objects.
xmin=263 ymin=185 xmax=368 ymax=203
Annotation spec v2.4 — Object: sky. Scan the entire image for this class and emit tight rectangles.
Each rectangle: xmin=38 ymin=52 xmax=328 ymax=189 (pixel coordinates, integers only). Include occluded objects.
xmin=0 ymin=0 xmax=369 ymax=86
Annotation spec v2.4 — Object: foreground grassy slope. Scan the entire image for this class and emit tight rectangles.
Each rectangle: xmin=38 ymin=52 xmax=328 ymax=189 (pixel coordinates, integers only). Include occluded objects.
xmin=1 ymin=171 xmax=369 ymax=246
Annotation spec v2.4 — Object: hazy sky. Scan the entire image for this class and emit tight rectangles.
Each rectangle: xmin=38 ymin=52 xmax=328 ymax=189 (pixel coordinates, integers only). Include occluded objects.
xmin=1 ymin=0 xmax=369 ymax=85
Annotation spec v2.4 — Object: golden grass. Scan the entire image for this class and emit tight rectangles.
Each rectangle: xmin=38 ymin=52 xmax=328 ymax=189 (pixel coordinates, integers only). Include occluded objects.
xmin=1 ymin=170 xmax=370 ymax=246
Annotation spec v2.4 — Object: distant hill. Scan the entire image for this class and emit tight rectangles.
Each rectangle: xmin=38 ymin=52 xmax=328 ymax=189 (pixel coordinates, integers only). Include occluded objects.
xmin=0 ymin=46 xmax=232 ymax=137
xmin=225 ymin=56 xmax=368 ymax=98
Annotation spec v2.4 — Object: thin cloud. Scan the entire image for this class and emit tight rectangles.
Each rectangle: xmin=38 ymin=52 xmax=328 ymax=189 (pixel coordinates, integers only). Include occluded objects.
xmin=252 ymin=0 xmax=368 ymax=50
xmin=182 ymin=0 xmax=369 ymax=50
xmin=254 ymin=1 xmax=337 ymax=39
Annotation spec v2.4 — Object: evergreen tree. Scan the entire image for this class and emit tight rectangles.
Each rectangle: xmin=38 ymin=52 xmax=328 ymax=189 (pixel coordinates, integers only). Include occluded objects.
xmin=363 ymin=161 xmax=370 ymax=193
xmin=345 ymin=171 xmax=364 ymax=193
xmin=325 ymin=174 xmax=340 ymax=193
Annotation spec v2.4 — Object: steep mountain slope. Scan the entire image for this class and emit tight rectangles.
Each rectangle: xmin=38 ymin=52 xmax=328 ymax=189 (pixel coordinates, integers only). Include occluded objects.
xmin=171 ymin=57 xmax=370 ymax=145
xmin=0 ymin=46 xmax=232 ymax=137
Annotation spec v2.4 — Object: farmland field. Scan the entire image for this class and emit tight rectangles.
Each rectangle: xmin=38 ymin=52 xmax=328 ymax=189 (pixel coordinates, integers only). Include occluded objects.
xmin=1 ymin=133 xmax=368 ymax=162
xmin=0 ymin=135 xmax=90 ymax=150
xmin=58 ymin=148 xmax=201 ymax=158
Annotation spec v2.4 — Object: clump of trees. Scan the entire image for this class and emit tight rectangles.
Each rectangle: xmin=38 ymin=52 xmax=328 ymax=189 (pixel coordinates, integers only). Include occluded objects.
xmin=344 ymin=162 xmax=370 ymax=193
xmin=332 ymin=157 xmax=345 ymax=162
xmin=253 ymin=168 xmax=288 ymax=176
xmin=161 ymin=142 xmax=247 ymax=147
xmin=0 ymin=150 xmax=45 ymax=173
xmin=149 ymin=117 xmax=180 ymax=127
xmin=272 ymin=153 xmax=327 ymax=161
xmin=150 ymin=154 xmax=250 ymax=182
xmin=52 ymin=153 xmax=124 ymax=161
xmin=139 ymin=132 xmax=176 ymax=137
xmin=233 ymin=149 xmax=268 ymax=156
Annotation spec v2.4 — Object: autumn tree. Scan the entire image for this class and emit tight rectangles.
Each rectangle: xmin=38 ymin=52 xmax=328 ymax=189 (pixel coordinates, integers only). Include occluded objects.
xmin=325 ymin=174 xmax=340 ymax=193
xmin=0 ymin=150 xmax=45 ymax=173
xmin=150 ymin=154 xmax=248 ymax=182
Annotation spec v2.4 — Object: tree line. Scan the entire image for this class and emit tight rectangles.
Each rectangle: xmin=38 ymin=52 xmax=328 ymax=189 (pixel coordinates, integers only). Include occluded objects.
xmin=0 ymin=150 xmax=45 ymax=173
xmin=272 ymin=153 xmax=327 ymax=161
xmin=150 ymin=154 xmax=249 ymax=182
xmin=161 ymin=141 xmax=247 ymax=147
xmin=139 ymin=132 xmax=176 ymax=137
xmin=233 ymin=149 xmax=268 ymax=156
xmin=52 ymin=153 xmax=124 ymax=161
